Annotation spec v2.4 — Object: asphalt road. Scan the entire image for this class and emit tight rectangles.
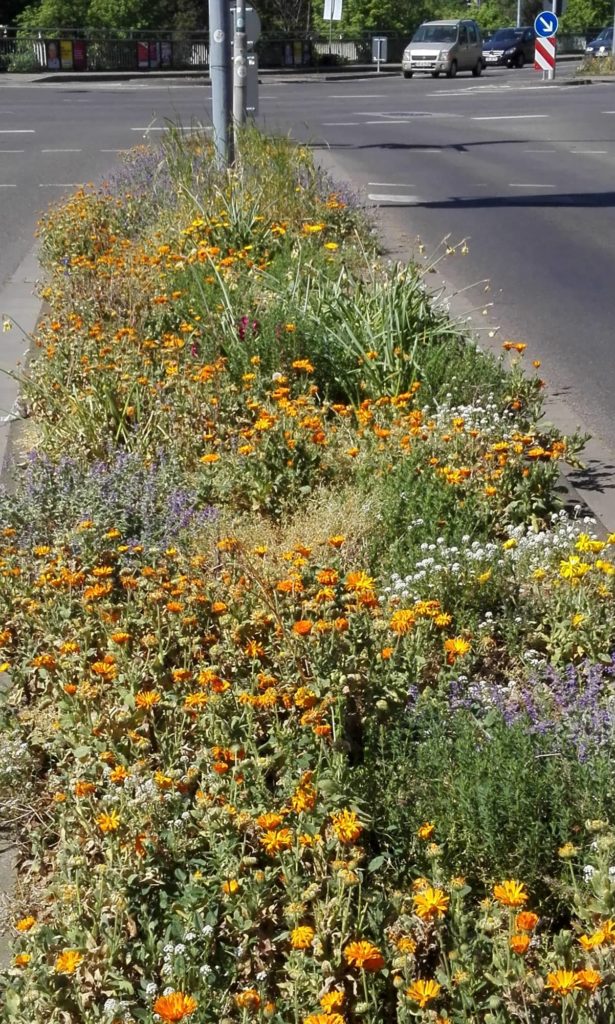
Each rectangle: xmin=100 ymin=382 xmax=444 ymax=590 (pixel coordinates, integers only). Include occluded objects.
xmin=2 ymin=67 xmax=615 ymax=518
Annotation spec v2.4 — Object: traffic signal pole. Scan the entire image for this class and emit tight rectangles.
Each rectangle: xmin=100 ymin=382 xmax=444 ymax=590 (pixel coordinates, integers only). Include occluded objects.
xmin=208 ymin=0 xmax=233 ymax=166
xmin=233 ymin=0 xmax=248 ymax=126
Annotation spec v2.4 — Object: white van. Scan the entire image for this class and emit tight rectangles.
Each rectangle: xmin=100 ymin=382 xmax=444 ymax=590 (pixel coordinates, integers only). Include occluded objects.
xmin=402 ymin=19 xmax=484 ymax=78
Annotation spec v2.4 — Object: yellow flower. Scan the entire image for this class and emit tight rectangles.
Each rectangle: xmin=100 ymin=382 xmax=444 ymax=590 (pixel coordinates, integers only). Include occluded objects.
xmin=290 ymin=925 xmax=315 ymax=950
xmin=578 ymin=929 xmax=606 ymax=950
xmin=330 ymin=809 xmax=363 ymax=844
xmin=417 ymin=822 xmax=435 ymax=841
xmin=559 ymin=555 xmax=590 ymax=580
xmin=15 ymin=916 xmax=36 ymax=932
xmin=558 ymin=842 xmax=577 ymax=859
xmin=444 ymin=637 xmax=471 ymax=664
xmin=54 ymin=949 xmax=84 ymax=974
xmin=96 ymin=810 xmax=120 ymax=833
xmin=14 ymin=953 xmax=31 ymax=967
xmin=320 ymin=991 xmax=345 ymax=1012
xmin=510 ymin=933 xmax=530 ymax=955
xmin=405 ymin=978 xmax=441 ymax=1008
xmin=492 ymin=879 xmax=528 ymax=908
xmin=221 ymin=879 xmax=240 ymax=895
xmin=545 ymin=970 xmax=579 ymax=998
xmin=413 ymin=887 xmax=449 ymax=920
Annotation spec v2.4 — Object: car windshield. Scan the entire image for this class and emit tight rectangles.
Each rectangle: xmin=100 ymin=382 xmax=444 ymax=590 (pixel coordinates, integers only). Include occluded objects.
xmin=490 ymin=29 xmax=520 ymax=43
xmin=412 ymin=25 xmax=458 ymax=43
xmin=594 ymin=29 xmax=613 ymax=42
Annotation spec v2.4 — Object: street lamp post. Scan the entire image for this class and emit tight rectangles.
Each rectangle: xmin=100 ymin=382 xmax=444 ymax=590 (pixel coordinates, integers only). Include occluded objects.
xmin=208 ymin=0 xmax=233 ymax=167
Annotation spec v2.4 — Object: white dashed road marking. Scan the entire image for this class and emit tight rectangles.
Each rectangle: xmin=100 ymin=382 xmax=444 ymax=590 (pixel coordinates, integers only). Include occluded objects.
xmin=368 ymin=193 xmax=420 ymax=204
xmin=472 ymin=114 xmax=549 ymax=121
xmin=0 ymin=129 xmax=35 ymax=134
xmin=42 ymin=149 xmax=83 ymax=153
xmin=368 ymin=181 xmax=415 ymax=187
xmin=509 ymin=183 xmax=556 ymax=188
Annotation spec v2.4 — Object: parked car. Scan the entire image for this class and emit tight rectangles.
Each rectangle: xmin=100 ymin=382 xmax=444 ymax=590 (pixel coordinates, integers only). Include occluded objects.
xmin=402 ymin=19 xmax=484 ymax=78
xmin=584 ymin=27 xmax=613 ymax=58
xmin=482 ymin=27 xmax=535 ymax=68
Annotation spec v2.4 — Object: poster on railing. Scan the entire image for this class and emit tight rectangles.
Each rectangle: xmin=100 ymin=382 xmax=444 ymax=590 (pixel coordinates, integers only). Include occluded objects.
xmin=73 ymin=40 xmax=87 ymax=70
xmin=137 ymin=41 xmax=149 ymax=69
xmin=323 ymin=0 xmax=342 ymax=20
xmin=60 ymin=39 xmax=73 ymax=69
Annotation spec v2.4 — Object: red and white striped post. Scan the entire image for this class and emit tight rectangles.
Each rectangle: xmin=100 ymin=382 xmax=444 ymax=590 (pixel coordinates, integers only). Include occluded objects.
xmin=534 ymin=35 xmax=556 ymax=80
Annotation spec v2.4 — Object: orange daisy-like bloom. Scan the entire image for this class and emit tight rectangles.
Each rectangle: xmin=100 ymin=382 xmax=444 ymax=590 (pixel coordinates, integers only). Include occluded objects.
xmin=74 ymin=780 xmax=96 ymax=798
xmin=153 ymin=991 xmax=198 ymax=1022
xmin=54 ymin=949 xmax=84 ymax=974
xmin=221 ymin=879 xmax=240 ymax=895
xmin=328 ymin=535 xmax=345 ymax=548
xmin=304 ymin=1015 xmax=344 ymax=1024
xmin=413 ymin=886 xmax=450 ymax=920
xmin=396 ymin=935 xmax=417 ymax=955
xmin=15 ymin=915 xmax=36 ymax=932
xmin=292 ymin=619 xmax=313 ymax=636
xmin=290 ymin=925 xmax=315 ymax=949
xmin=135 ymin=689 xmax=161 ymax=709
xmin=96 ymin=810 xmax=120 ymax=833
xmin=257 ymin=812 xmax=285 ymax=830
xmin=516 ymin=911 xmax=539 ymax=932
xmin=259 ymin=828 xmax=294 ymax=855
xmin=331 ymin=809 xmax=363 ymax=844
xmin=510 ymin=933 xmax=530 ymax=955
xmin=575 ymin=968 xmax=602 ymax=992
xmin=579 ymin=930 xmax=606 ymax=951
xmin=344 ymin=940 xmax=385 ymax=971
xmin=417 ymin=822 xmax=435 ymax=841
xmin=345 ymin=570 xmax=375 ymax=593
xmin=492 ymin=880 xmax=528 ymax=908
xmin=319 ymin=991 xmax=345 ymax=1012
xmin=389 ymin=609 xmax=416 ymax=635
xmin=444 ymin=637 xmax=471 ymax=664
xmin=405 ymin=978 xmax=441 ymax=1008
xmin=234 ymin=989 xmax=261 ymax=1010
xmin=546 ymin=970 xmax=579 ymax=998
xmin=14 ymin=953 xmax=31 ymax=967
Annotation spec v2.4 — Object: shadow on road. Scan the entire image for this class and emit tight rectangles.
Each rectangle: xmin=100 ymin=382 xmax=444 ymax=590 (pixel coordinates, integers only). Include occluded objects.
xmin=368 ymin=191 xmax=615 ymax=208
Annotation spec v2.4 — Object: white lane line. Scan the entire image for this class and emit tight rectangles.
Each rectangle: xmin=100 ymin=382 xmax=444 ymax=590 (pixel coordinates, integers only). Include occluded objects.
xmin=0 ymin=150 xmax=25 ymax=153
xmin=100 ymin=148 xmax=129 ymax=153
xmin=328 ymin=94 xmax=383 ymax=98
xmin=0 ymin=184 xmax=17 ymax=188
xmin=364 ymin=119 xmax=411 ymax=125
xmin=472 ymin=114 xmax=549 ymax=120
xmin=322 ymin=121 xmax=359 ymax=126
xmin=524 ymin=148 xmax=556 ymax=152
xmin=509 ymin=183 xmax=555 ymax=188
xmin=369 ymin=193 xmax=420 ymax=203
xmin=602 ymin=110 xmax=615 ymax=113
xmin=42 ymin=148 xmax=83 ymax=153
xmin=0 ymin=129 xmax=35 ymax=134
xmin=570 ymin=149 xmax=607 ymax=154
xmin=415 ymin=148 xmax=442 ymax=153
xmin=368 ymin=181 xmax=415 ymax=187
xmin=39 ymin=183 xmax=85 ymax=188
xmin=130 ymin=126 xmax=212 ymax=132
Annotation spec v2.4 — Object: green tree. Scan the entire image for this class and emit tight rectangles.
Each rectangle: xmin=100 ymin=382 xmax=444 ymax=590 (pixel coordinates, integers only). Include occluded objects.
xmin=560 ymin=0 xmax=611 ymax=31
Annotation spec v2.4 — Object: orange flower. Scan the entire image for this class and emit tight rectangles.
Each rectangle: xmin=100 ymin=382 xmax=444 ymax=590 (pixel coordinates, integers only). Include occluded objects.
xmin=344 ymin=940 xmax=385 ymax=971
xmin=405 ymin=978 xmax=441 ymax=1008
xmin=304 ymin=1015 xmax=344 ymax=1024
xmin=545 ymin=970 xmax=579 ymax=998
xmin=135 ymin=689 xmax=161 ymax=709
xmin=292 ymin=619 xmax=313 ymax=636
xmin=96 ymin=810 xmax=120 ymax=833
xmin=54 ymin=949 xmax=83 ymax=974
xmin=331 ymin=809 xmax=363 ymax=844
xmin=15 ymin=916 xmax=36 ymax=932
xmin=492 ymin=880 xmax=528 ymax=908
xmin=413 ymin=886 xmax=449 ymax=920
xmin=74 ymin=781 xmax=96 ymax=798
xmin=291 ymin=925 xmax=315 ymax=949
xmin=221 ymin=879 xmax=240 ymax=895
xmin=417 ymin=822 xmax=435 ymax=841
xmin=260 ymin=828 xmax=294 ymax=855
xmin=235 ymin=989 xmax=261 ymax=1010
xmin=444 ymin=637 xmax=471 ymax=664
xmin=320 ymin=991 xmax=345 ymax=1012
xmin=575 ymin=968 xmax=602 ymax=992
xmin=153 ymin=991 xmax=198 ymax=1022
xmin=510 ymin=933 xmax=530 ymax=955
xmin=14 ymin=953 xmax=31 ymax=967
xmin=516 ymin=911 xmax=539 ymax=932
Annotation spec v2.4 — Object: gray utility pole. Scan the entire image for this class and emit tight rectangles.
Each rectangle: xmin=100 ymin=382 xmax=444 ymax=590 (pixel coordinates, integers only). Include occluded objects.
xmin=208 ymin=0 xmax=233 ymax=167
xmin=233 ymin=0 xmax=248 ymax=125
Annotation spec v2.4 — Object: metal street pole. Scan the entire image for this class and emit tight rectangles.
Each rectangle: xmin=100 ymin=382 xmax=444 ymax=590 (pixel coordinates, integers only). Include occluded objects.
xmin=208 ymin=0 xmax=233 ymax=167
xmin=233 ymin=0 xmax=247 ymax=126
xmin=612 ymin=0 xmax=615 ymax=56
xmin=516 ymin=0 xmax=522 ymax=27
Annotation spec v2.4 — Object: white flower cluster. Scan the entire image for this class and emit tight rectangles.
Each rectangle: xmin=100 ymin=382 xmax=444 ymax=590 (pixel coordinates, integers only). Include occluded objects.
xmin=384 ymin=530 xmax=502 ymax=603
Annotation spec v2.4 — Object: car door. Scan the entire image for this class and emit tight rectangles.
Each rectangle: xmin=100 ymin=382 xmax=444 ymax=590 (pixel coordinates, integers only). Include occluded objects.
xmin=523 ymin=29 xmax=535 ymax=62
xmin=458 ymin=24 xmax=470 ymax=69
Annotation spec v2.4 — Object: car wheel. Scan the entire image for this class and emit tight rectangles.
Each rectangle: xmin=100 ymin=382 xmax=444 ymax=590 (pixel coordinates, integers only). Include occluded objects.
xmin=472 ymin=59 xmax=482 ymax=77
xmin=516 ymin=52 xmax=525 ymax=68
xmin=402 ymin=70 xmax=413 ymax=78
xmin=446 ymin=60 xmax=457 ymax=78
xmin=431 ymin=70 xmax=439 ymax=78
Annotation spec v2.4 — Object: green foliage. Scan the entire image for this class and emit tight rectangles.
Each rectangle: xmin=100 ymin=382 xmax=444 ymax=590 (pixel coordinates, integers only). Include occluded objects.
xmin=561 ymin=0 xmax=612 ymax=32
xmin=366 ymin=706 xmax=615 ymax=910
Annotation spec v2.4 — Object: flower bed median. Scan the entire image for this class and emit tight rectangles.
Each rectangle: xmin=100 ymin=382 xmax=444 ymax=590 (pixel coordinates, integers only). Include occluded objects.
xmin=1 ymin=126 xmax=615 ymax=1024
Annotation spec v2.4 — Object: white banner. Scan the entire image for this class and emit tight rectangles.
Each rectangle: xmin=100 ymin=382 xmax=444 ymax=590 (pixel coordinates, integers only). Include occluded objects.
xmin=323 ymin=0 xmax=343 ymax=20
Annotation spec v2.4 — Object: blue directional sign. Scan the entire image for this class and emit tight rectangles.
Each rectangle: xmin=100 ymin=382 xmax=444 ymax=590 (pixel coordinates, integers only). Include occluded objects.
xmin=534 ymin=10 xmax=559 ymax=37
